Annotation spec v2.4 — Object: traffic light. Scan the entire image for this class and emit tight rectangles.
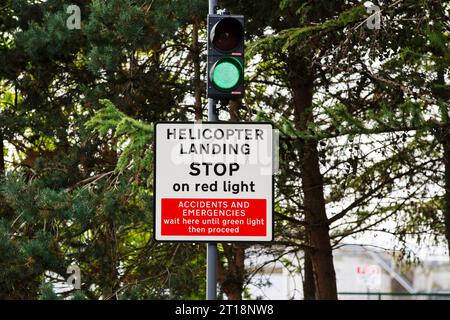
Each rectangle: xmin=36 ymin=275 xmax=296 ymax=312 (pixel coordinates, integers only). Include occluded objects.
xmin=207 ymin=14 xmax=244 ymax=100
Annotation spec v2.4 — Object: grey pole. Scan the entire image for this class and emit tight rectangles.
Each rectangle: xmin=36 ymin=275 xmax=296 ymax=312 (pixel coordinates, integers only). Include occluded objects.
xmin=208 ymin=0 xmax=219 ymax=124
xmin=206 ymin=242 xmax=218 ymax=300
xmin=207 ymin=0 xmax=218 ymax=301
xmin=209 ymin=0 xmax=217 ymax=15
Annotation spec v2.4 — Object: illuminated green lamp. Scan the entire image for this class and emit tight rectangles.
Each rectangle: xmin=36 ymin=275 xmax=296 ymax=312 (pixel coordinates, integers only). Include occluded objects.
xmin=211 ymin=57 xmax=243 ymax=91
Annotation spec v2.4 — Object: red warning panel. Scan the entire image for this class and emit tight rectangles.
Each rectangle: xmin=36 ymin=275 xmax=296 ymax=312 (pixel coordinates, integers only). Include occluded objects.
xmin=161 ymin=199 xmax=267 ymax=237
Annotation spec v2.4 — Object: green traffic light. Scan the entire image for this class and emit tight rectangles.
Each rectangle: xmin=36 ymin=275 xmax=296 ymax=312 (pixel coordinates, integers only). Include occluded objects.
xmin=212 ymin=58 xmax=243 ymax=91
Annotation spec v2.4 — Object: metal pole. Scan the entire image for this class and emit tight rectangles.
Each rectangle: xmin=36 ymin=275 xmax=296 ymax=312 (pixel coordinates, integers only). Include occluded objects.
xmin=209 ymin=0 xmax=217 ymax=14
xmin=208 ymin=0 xmax=219 ymax=123
xmin=206 ymin=243 xmax=217 ymax=300
xmin=208 ymin=100 xmax=219 ymax=122
xmin=207 ymin=0 xmax=218 ymax=301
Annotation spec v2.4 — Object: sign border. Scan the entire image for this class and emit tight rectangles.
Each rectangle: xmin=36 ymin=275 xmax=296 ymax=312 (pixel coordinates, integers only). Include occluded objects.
xmin=153 ymin=121 xmax=275 ymax=243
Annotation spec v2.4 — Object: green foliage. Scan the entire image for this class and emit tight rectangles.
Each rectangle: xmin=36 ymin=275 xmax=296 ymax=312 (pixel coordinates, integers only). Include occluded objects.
xmin=86 ymin=99 xmax=153 ymax=185
xmin=0 ymin=0 xmax=208 ymax=300
xmin=38 ymin=283 xmax=60 ymax=300
xmin=70 ymin=290 xmax=88 ymax=300
xmin=248 ymin=5 xmax=366 ymax=54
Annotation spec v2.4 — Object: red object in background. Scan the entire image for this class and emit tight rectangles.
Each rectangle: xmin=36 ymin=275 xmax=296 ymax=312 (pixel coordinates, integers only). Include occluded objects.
xmin=161 ymin=198 xmax=267 ymax=237
xmin=356 ymin=265 xmax=381 ymax=275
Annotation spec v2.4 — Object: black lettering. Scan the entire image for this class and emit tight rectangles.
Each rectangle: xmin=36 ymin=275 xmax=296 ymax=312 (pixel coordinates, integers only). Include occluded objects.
xmin=256 ymin=129 xmax=264 ymax=140
xmin=215 ymin=163 xmax=226 ymax=176
xmin=179 ymin=128 xmax=186 ymax=139
xmin=204 ymin=128 xmax=212 ymax=139
xmin=189 ymin=163 xmax=201 ymax=176
xmin=242 ymin=144 xmax=250 ymax=155
xmin=230 ymin=163 xmax=240 ymax=176
xmin=204 ymin=162 xmax=213 ymax=176
xmin=214 ymin=129 xmax=224 ymax=139
xmin=167 ymin=128 xmax=176 ymax=140
xmin=189 ymin=163 xmax=241 ymax=177
xmin=245 ymin=129 xmax=252 ymax=140
xmin=212 ymin=144 xmax=221 ymax=154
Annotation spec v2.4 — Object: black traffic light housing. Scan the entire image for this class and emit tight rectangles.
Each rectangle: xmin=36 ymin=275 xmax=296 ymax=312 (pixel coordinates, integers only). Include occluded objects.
xmin=207 ymin=14 xmax=245 ymax=100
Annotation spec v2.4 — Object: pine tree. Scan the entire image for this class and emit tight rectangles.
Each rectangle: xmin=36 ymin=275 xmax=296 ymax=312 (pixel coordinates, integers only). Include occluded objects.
xmin=0 ymin=0 xmax=208 ymax=299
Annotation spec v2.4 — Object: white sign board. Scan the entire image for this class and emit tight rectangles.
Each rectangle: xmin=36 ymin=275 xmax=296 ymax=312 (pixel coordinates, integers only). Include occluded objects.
xmin=154 ymin=122 xmax=273 ymax=242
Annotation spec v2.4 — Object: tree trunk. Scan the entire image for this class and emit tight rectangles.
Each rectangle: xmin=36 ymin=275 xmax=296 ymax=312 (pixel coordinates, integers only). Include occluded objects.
xmin=435 ymin=62 xmax=450 ymax=258
xmin=229 ymin=99 xmax=240 ymax=122
xmin=443 ymin=129 xmax=450 ymax=258
xmin=0 ymin=132 xmax=4 ymax=176
xmin=289 ymin=59 xmax=338 ymax=300
xmin=303 ymin=248 xmax=316 ymax=300
xmin=217 ymin=243 xmax=246 ymax=300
